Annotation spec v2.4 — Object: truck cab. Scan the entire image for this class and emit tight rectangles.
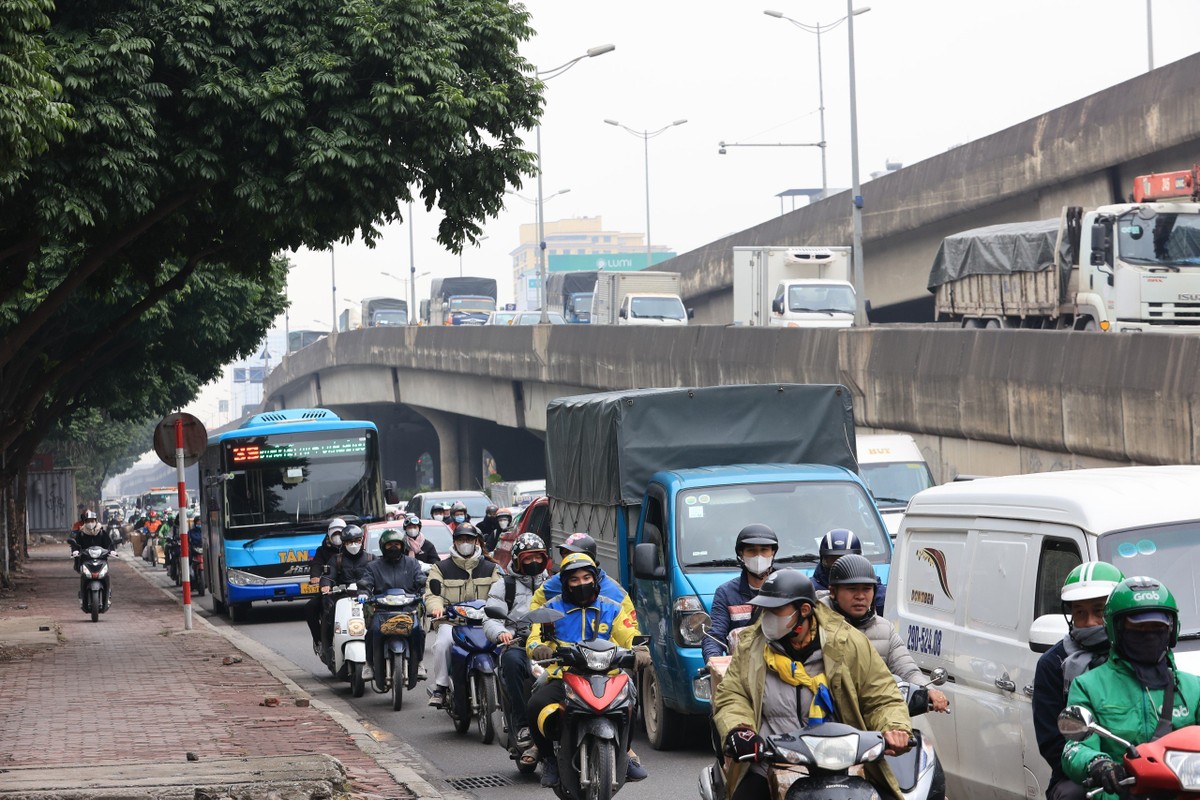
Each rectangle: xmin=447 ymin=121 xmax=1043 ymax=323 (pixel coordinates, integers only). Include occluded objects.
xmin=770 ymin=278 xmax=856 ymax=328
xmin=444 ymin=295 xmax=495 ymax=326
xmin=565 ymin=292 xmax=593 ymax=323
xmin=617 ymin=293 xmax=689 ymax=325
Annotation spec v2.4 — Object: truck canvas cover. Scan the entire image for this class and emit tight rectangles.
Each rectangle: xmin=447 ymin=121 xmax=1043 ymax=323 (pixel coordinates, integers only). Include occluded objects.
xmin=927 ymin=218 xmax=1073 ymax=292
xmin=430 ymin=277 xmax=498 ymax=300
xmin=546 ymin=384 xmax=857 ymax=506
xmin=548 ymin=271 xmax=598 ymax=296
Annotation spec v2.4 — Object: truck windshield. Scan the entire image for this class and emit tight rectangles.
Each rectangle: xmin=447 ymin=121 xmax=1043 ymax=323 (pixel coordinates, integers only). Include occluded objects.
xmin=373 ymin=310 xmax=407 ymax=325
xmin=570 ymin=293 xmax=594 ymax=312
xmin=787 ymin=285 xmax=856 ymax=314
xmin=1097 ymin=520 xmax=1200 ymax=637
xmin=1118 ymin=211 xmax=1200 ymax=267
xmin=675 ymin=481 xmax=890 ymax=568
xmin=859 ymin=462 xmax=936 ymax=508
xmin=630 ymin=296 xmax=686 ymax=320
xmin=449 ymin=296 xmax=496 ymax=313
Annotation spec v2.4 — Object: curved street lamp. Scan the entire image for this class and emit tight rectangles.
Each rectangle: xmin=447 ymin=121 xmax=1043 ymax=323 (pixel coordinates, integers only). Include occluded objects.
xmin=604 ymin=118 xmax=688 ymax=266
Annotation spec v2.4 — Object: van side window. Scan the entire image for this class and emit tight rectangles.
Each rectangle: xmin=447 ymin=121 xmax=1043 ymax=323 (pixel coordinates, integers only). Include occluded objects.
xmin=1034 ymin=538 xmax=1082 ymax=619
xmin=643 ymin=493 xmax=666 ymax=565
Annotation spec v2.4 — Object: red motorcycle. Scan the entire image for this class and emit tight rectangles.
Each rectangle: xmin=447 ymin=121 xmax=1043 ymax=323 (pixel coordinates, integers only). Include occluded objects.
xmin=1060 ymin=705 xmax=1200 ymax=798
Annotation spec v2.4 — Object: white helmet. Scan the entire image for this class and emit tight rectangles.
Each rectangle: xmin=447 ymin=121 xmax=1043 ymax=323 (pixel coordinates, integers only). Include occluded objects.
xmin=327 ymin=518 xmax=347 ymax=533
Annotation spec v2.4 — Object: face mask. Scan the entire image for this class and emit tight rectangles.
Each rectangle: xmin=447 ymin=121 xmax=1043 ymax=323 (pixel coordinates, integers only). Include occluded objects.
xmin=454 ymin=515 xmax=466 ymax=523
xmin=455 ymin=541 xmax=478 ymax=558
xmin=1069 ymin=624 xmax=1109 ymax=651
xmin=405 ymin=527 xmax=420 ymax=538
xmin=565 ymin=580 xmax=599 ymax=607
xmin=1119 ymin=627 xmax=1172 ymax=665
xmin=761 ymin=610 xmax=799 ymax=642
xmin=84 ymin=522 xmax=99 ymax=534
xmin=343 ymin=542 xmax=362 ymax=555
xmin=519 ymin=557 xmax=547 ymax=577
xmin=432 ymin=513 xmax=444 ymax=521
xmin=743 ymin=555 xmax=772 ymax=576
xmin=498 ymin=520 xmax=510 ymax=530
xmin=330 ymin=534 xmax=342 ymax=547
xmin=383 ymin=546 xmax=404 ymax=562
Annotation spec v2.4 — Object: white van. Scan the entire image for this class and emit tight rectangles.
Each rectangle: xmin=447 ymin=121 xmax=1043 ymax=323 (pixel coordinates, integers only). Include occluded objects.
xmin=887 ymin=466 xmax=1200 ymax=800
xmin=856 ymin=434 xmax=935 ymax=537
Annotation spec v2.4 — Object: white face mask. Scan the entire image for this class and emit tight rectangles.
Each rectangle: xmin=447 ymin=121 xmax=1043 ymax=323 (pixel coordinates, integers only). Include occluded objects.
xmin=498 ymin=520 xmax=510 ymax=530
xmin=343 ymin=542 xmax=362 ymax=555
xmin=84 ymin=522 xmax=99 ymax=534
xmin=743 ymin=555 xmax=772 ymax=576
xmin=761 ymin=609 xmax=799 ymax=642
xmin=455 ymin=541 xmax=478 ymax=558
xmin=330 ymin=534 xmax=342 ymax=547
xmin=405 ymin=527 xmax=420 ymax=538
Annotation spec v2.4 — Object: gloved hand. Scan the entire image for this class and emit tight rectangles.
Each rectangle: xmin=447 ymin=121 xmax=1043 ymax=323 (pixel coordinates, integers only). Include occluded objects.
xmin=71 ymin=551 xmax=80 ymax=558
xmin=724 ymin=728 xmax=766 ymax=763
xmin=531 ymin=644 xmax=555 ymax=661
xmin=633 ymin=645 xmax=652 ymax=669
xmin=1088 ymin=757 xmax=1127 ymax=795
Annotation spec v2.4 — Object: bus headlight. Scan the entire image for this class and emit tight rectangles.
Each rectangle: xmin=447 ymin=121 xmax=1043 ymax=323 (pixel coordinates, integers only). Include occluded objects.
xmin=227 ymin=569 xmax=266 ymax=586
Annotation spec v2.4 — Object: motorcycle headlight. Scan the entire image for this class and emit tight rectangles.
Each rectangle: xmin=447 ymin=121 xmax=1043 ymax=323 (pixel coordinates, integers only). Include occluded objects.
xmin=86 ymin=546 xmax=107 ymax=558
xmin=347 ymin=618 xmax=367 ymax=637
xmin=97 ymin=564 xmax=108 ymax=579
xmin=227 ymin=569 xmax=266 ymax=587
xmin=673 ymin=596 xmax=710 ymax=647
xmin=801 ymin=733 xmax=862 ymax=771
xmin=456 ymin=605 xmax=485 ymax=621
xmin=1166 ymin=751 xmax=1200 ymax=790
xmin=583 ymin=648 xmax=618 ymax=672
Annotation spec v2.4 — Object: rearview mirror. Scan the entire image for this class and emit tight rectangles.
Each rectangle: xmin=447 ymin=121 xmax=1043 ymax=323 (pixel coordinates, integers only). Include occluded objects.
xmin=619 ymin=307 xmax=628 ymax=319
xmin=771 ymin=297 xmax=783 ymax=314
xmin=1029 ymin=613 xmax=1069 ymax=653
xmin=484 ymin=605 xmax=507 ymax=620
xmin=927 ymin=667 xmax=947 ymax=686
xmin=1058 ymin=706 xmax=1095 ymax=741
xmin=633 ymin=542 xmax=665 ymax=580
xmin=687 ymin=308 xmax=695 ymax=320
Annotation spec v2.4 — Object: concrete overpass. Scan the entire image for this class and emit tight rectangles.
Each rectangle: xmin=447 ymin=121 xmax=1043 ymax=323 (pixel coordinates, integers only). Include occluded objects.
xmin=663 ymin=51 xmax=1200 ymax=323
xmin=263 ymin=326 xmax=1200 ymax=491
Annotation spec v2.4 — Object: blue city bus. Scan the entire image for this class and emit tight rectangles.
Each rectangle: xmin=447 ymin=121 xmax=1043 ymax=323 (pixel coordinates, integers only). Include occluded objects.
xmin=199 ymin=408 xmax=384 ymax=622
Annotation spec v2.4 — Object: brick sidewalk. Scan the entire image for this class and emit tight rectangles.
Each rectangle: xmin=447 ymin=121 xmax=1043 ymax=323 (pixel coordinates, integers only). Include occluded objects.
xmin=0 ymin=545 xmax=415 ymax=799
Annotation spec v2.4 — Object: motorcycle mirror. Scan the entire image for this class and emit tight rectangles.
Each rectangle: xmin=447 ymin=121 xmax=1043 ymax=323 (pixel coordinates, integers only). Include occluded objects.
xmin=926 ymin=667 xmax=948 ymax=687
xmin=525 ymin=608 xmax=566 ymax=625
xmin=1057 ymin=706 xmax=1095 ymax=741
xmin=484 ymin=606 xmax=507 ymax=620
xmin=632 ymin=634 xmax=651 ymax=648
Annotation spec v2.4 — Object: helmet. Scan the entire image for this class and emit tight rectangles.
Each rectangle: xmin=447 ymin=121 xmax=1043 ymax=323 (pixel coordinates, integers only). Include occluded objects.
xmin=1104 ymin=576 xmax=1180 ymax=647
xmin=82 ymin=510 xmax=98 ymax=522
xmin=496 ymin=508 xmax=514 ymax=526
xmin=511 ymin=533 xmax=548 ymax=575
xmin=328 ymin=517 xmax=347 ymax=533
xmin=148 ymin=510 xmax=158 ymax=519
xmin=749 ymin=569 xmax=818 ymax=610
xmin=403 ymin=514 xmax=422 ymax=531
xmin=452 ymin=522 xmax=482 ymax=541
xmin=430 ymin=502 xmax=448 ymax=517
xmin=559 ymin=552 xmax=599 ymax=579
xmin=341 ymin=525 xmax=365 ymax=544
xmin=485 ymin=504 xmax=499 ymax=516
xmin=735 ymin=523 xmax=779 ymax=552
xmin=451 ymin=501 xmax=468 ymax=514
xmin=559 ymin=532 xmax=598 ymax=562
xmin=379 ymin=529 xmax=406 ymax=558
xmin=1061 ymin=562 xmax=1125 ymax=603
xmin=819 ymin=529 xmax=862 ymax=559
xmin=828 ymin=554 xmax=877 ymax=586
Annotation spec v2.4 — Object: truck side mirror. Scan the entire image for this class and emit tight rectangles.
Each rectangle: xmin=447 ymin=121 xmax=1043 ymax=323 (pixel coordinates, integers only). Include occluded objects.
xmin=687 ymin=308 xmax=695 ymax=320
xmin=633 ymin=542 xmax=665 ymax=580
xmin=619 ymin=307 xmax=628 ymax=319
xmin=771 ymin=297 xmax=783 ymax=314
xmin=1090 ymin=221 xmax=1114 ymax=286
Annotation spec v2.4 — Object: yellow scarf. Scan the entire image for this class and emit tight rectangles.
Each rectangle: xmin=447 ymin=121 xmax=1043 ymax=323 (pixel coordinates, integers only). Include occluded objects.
xmin=764 ymin=645 xmax=835 ymax=725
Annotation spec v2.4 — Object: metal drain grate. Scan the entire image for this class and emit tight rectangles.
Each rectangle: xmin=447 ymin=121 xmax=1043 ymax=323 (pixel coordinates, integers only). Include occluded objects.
xmin=445 ymin=774 xmax=514 ymax=791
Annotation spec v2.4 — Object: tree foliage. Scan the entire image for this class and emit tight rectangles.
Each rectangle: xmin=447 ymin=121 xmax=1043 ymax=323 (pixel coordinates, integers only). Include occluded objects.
xmin=0 ymin=0 xmax=542 ymax=481
xmin=41 ymin=410 xmax=156 ymax=506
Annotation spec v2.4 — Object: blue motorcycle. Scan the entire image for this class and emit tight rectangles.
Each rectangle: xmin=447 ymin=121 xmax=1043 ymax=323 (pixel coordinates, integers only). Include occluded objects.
xmin=369 ymin=589 xmax=426 ymax=711
xmin=442 ymin=599 xmax=500 ymax=743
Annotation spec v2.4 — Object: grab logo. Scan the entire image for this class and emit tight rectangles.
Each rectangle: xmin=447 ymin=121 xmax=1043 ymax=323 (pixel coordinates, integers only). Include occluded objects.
xmin=1133 ymin=591 xmax=1161 ymax=601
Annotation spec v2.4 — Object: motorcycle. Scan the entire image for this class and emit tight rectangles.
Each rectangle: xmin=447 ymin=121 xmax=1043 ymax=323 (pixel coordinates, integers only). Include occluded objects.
xmin=546 ymin=635 xmax=643 ymax=800
xmin=325 ymin=584 xmax=369 ymax=697
xmin=484 ymin=603 xmax=562 ymax=774
xmin=438 ymin=599 xmax=500 ymax=743
xmin=165 ymin=530 xmax=182 ymax=586
xmin=105 ymin=521 xmax=123 ymax=548
xmin=1059 ymin=705 xmax=1200 ymax=799
xmin=885 ymin=671 xmax=948 ymax=800
xmin=76 ymin=546 xmax=113 ymax=623
xmin=369 ymin=588 xmax=426 ymax=710
xmin=189 ymin=536 xmax=205 ymax=596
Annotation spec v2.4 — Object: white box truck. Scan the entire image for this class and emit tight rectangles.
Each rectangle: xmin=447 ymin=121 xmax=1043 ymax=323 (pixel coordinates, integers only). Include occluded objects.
xmin=855 ymin=433 xmax=936 ymax=538
xmin=732 ymin=246 xmax=856 ymax=327
xmin=589 ymin=271 xmax=691 ymax=326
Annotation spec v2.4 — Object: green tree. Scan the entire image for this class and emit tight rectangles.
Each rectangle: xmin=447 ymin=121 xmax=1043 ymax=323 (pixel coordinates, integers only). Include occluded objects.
xmin=41 ymin=411 xmax=156 ymax=506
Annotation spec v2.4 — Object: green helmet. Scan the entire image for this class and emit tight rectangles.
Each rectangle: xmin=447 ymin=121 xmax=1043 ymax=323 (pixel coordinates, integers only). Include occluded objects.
xmin=1103 ymin=576 xmax=1180 ymax=647
xmin=379 ymin=528 xmax=405 ymax=548
xmin=1061 ymin=561 xmax=1125 ymax=603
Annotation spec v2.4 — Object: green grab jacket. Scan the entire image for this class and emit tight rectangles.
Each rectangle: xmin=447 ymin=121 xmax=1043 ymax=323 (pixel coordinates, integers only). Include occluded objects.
xmin=712 ymin=603 xmax=913 ymax=799
xmin=1062 ymin=652 xmax=1200 ymax=800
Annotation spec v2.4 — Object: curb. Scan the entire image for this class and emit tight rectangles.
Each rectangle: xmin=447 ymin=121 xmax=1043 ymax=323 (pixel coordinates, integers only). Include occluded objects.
xmin=123 ymin=554 xmax=466 ymax=800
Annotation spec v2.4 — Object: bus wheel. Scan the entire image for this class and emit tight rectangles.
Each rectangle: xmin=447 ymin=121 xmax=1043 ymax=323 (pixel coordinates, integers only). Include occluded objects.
xmin=211 ymin=595 xmax=227 ymax=615
xmin=229 ymin=603 xmax=251 ymax=623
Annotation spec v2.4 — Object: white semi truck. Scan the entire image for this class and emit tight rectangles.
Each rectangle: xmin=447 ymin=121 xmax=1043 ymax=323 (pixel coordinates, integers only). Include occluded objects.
xmin=929 ymin=165 xmax=1200 ymax=332
xmin=732 ymin=246 xmax=856 ymax=327
xmin=590 ymin=271 xmax=690 ymax=326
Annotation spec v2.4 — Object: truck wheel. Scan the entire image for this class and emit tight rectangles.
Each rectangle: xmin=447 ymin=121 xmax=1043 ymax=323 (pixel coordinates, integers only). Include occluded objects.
xmin=984 ymin=319 xmax=1001 ymax=329
xmin=1081 ymin=317 xmax=1099 ymax=331
xmin=642 ymin=665 xmax=684 ymax=750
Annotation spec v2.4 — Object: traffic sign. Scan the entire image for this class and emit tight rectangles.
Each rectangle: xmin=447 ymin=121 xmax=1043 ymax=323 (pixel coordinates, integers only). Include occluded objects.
xmin=153 ymin=412 xmax=208 ymax=468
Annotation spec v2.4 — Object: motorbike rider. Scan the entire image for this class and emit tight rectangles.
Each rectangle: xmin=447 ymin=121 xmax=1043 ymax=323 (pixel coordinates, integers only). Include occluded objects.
xmin=305 ymin=518 xmax=347 ymax=654
xmin=318 ymin=525 xmax=374 ymax=665
xmin=825 ymin=554 xmax=950 ymax=712
xmin=704 ymin=524 xmax=778 ymax=663
xmin=359 ymin=529 xmax=427 ymax=692
xmin=1062 ymin=576 xmax=1200 ymax=800
xmin=71 ymin=510 xmax=116 ymax=606
xmin=429 ymin=502 xmax=449 ymax=524
xmin=529 ymin=533 xmax=634 ymax=618
xmin=1033 ymin=562 xmax=1125 ymax=800
xmin=140 ymin=510 xmax=163 ymax=561
xmin=423 ymin=522 xmax=500 ymax=707
xmin=402 ymin=514 xmax=440 ymax=565
xmin=712 ymin=568 xmax=912 ymax=800
xmin=525 ymin=553 xmax=652 ymax=788
xmin=448 ymin=501 xmax=470 ymax=532
xmin=810 ymin=528 xmax=886 ymax=615
xmin=477 ymin=504 xmax=502 ymax=552
xmin=484 ymin=532 xmax=551 ymax=768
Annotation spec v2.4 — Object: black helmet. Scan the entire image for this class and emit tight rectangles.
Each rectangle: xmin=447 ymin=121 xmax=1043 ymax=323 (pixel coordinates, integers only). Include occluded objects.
xmin=819 ymin=528 xmax=862 ymax=559
xmin=828 ymin=554 xmax=876 ymax=586
xmin=451 ymin=501 xmax=468 ymax=513
xmin=430 ymin=502 xmax=448 ymax=516
xmin=559 ymin=532 xmax=598 ymax=562
xmin=453 ymin=522 xmax=482 ymax=541
xmin=485 ymin=504 xmax=499 ymax=516
xmin=748 ymin=569 xmax=817 ymax=610
xmin=735 ymin=523 xmax=779 ymax=552
xmin=341 ymin=525 xmax=365 ymax=544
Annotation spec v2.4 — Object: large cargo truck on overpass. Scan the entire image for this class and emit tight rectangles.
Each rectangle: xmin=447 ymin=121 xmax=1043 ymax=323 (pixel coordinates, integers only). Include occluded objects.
xmin=361 ymin=296 xmax=407 ymax=327
xmin=545 ymin=271 xmax=597 ymax=323
xmin=930 ymin=165 xmax=1200 ymax=332
xmin=732 ymin=245 xmax=856 ymax=327
xmin=544 ymin=384 xmax=892 ymax=749
xmin=423 ymin=277 xmax=497 ymax=326
xmin=590 ymin=270 xmax=690 ymax=325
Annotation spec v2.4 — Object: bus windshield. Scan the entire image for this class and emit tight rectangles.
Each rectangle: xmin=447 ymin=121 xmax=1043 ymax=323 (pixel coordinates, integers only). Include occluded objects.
xmin=220 ymin=428 xmax=382 ymax=538
xmin=676 ymin=481 xmax=890 ymax=569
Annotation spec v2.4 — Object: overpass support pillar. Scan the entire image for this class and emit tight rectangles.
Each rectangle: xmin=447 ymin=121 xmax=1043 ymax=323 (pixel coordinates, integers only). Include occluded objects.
xmin=411 ymin=407 xmax=482 ymax=491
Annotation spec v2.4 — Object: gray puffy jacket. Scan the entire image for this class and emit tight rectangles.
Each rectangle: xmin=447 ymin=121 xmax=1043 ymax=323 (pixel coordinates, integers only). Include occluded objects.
xmin=483 ymin=572 xmax=546 ymax=643
xmin=823 ymin=598 xmax=921 ymax=682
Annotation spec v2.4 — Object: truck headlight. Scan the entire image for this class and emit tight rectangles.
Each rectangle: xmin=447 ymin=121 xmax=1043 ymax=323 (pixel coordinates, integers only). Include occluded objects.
xmin=1166 ymin=751 xmax=1200 ymax=790
xmin=673 ymin=596 xmax=710 ymax=647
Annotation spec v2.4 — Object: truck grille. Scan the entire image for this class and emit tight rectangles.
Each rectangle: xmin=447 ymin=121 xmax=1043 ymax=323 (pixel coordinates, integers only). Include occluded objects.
xmin=1147 ymin=302 xmax=1200 ymax=324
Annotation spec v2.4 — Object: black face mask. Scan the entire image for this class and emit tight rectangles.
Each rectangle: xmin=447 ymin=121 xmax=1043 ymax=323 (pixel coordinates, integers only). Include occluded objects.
xmin=383 ymin=546 xmax=405 ymax=563
xmin=1119 ymin=628 xmax=1172 ymax=664
xmin=518 ymin=557 xmax=546 ymax=577
xmin=564 ymin=581 xmax=599 ymax=607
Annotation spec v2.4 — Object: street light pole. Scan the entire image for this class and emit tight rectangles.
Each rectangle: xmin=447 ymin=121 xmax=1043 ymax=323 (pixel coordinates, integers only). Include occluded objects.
xmin=604 ymin=118 xmax=688 ymax=268
xmin=534 ymin=44 xmax=615 ymax=324
xmin=846 ymin=0 xmax=867 ymax=326
xmin=407 ymin=201 xmax=416 ymax=325
xmin=330 ymin=247 xmax=337 ymax=333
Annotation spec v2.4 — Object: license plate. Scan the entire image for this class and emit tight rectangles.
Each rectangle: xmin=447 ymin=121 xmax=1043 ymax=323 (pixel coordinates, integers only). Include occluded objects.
xmin=300 ymin=583 xmax=319 ymax=595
